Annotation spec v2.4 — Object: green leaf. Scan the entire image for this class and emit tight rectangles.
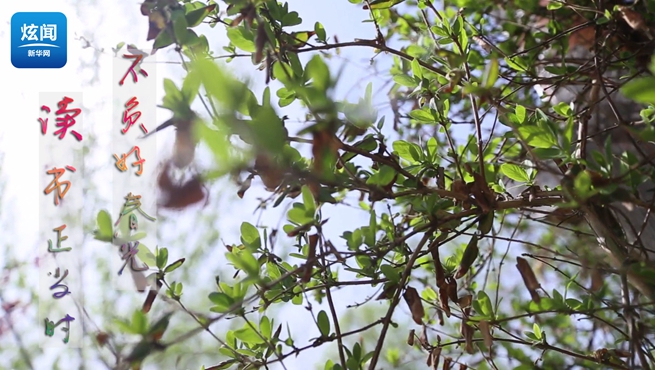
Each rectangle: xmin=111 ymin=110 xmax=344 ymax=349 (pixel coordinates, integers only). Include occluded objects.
xmin=500 ymin=163 xmax=530 ymax=183
xmin=574 ymin=170 xmax=595 ymax=200
xmin=317 ymin=310 xmax=330 ymax=337
xmin=553 ymin=102 xmax=572 ymax=117
xmin=260 ymin=316 xmax=272 ymax=338
xmin=505 ymin=56 xmax=529 ymax=72
xmin=135 ymin=243 xmax=156 ymax=268
xmin=227 ymin=27 xmax=256 ymax=52
xmin=302 ymin=185 xmax=316 ymax=216
xmin=515 ymin=105 xmax=526 ymax=124
xmin=132 ymin=310 xmax=148 ymax=335
xmin=368 ymin=0 xmax=405 ymax=9
xmin=209 ymin=292 xmax=236 ymax=313
xmin=95 ymin=210 xmax=113 ymax=241
xmin=282 ymin=11 xmax=302 ymax=27
xmin=173 ymin=13 xmax=189 ymax=44
xmin=156 ymin=247 xmax=169 ymax=270
xmin=518 ymin=125 xmax=558 ymax=149
xmin=393 ymin=140 xmax=416 ymax=162
xmin=314 ymin=22 xmax=326 ymax=42
xmin=483 ymin=58 xmax=499 ymax=88
xmin=227 ymin=249 xmax=260 ymax=278
xmin=380 ymin=265 xmax=400 ymax=283
xmin=393 ymin=74 xmax=418 ymax=88
xmin=411 ymin=58 xmax=423 ymax=79
xmin=547 ymin=1 xmax=563 ymax=10
xmin=164 ymin=258 xmax=185 ymax=273
xmin=621 ymin=77 xmax=655 ymax=105
xmin=306 ymin=55 xmax=331 ymax=91
xmin=234 ymin=327 xmax=266 ymax=344
xmin=240 ymin=222 xmax=261 ymax=250
xmin=153 ymin=30 xmax=174 ymax=50
xmin=533 ymin=323 xmax=542 ymax=339
xmin=409 ymin=108 xmax=436 ymax=123
xmin=476 ymin=291 xmax=494 ymax=319
xmin=185 ymin=4 xmax=217 ymax=28
xmin=181 ymin=68 xmax=201 ymax=104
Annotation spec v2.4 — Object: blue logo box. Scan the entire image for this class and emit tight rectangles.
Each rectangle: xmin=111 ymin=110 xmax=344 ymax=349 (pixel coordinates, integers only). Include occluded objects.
xmin=11 ymin=12 xmax=67 ymax=69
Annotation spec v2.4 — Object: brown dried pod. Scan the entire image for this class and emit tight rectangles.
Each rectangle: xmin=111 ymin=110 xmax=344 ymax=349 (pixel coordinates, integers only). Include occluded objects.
xmin=142 ymin=278 xmax=162 ymax=314
xmin=437 ymin=167 xmax=445 ymax=189
xmin=312 ymin=129 xmax=341 ymax=176
xmin=446 ymin=277 xmax=458 ymax=303
xmin=438 ymin=284 xmax=451 ymax=317
xmin=428 ymin=347 xmax=442 ymax=370
xmin=419 ymin=326 xmax=428 ymax=348
xmin=160 ymin=175 xmax=208 ymax=209
xmin=407 ymin=329 xmax=415 ymax=346
xmin=429 ymin=237 xmax=447 ymax=288
xmin=254 ymin=21 xmax=268 ymax=64
xmin=478 ymin=320 xmax=493 ymax=348
xmin=255 ymin=154 xmax=285 ymax=191
xmin=472 ymin=35 xmax=492 ymax=53
xmin=95 ymin=331 xmax=110 ymax=347
xmin=516 ymin=257 xmax=542 ymax=304
xmin=436 ymin=307 xmax=444 ymax=326
xmin=460 ymin=309 xmax=474 ymax=354
xmin=442 ymin=357 xmax=452 ymax=370
xmin=457 ymin=294 xmax=472 ymax=309
xmin=590 ymin=268 xmax=604 ymax=292
xmin=301 ymin=234 xmax=319 ymax=283
xmin=618 ymin=6 xmax=653 ymax=40
xmin=403 ymin=286 xmax=425 ymax=325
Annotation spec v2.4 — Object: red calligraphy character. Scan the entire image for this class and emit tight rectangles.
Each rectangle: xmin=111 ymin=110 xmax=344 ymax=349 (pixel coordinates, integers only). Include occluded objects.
xmin=122 ymin=97 xmax=148 ymax=134
xmin=38 ymin=105 xmax=51 ymax=134
xmin=54 ymin=97 xmax=83 ymax=141
xmin=119 ymin=54 xmax=148 ymax=86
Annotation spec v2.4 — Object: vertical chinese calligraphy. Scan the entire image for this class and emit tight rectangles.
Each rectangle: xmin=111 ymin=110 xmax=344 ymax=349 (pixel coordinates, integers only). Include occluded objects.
xmin=113 ymin=49 xmax=158 ymax=291
xmin=38 ymin=92 xmax=83 ymax=348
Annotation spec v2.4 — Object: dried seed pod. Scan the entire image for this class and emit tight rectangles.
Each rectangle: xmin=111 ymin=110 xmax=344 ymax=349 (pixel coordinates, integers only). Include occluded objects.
xmin=407 ymin=329 xmax=415 ymax=346
xmin=446 ymin=277 xmax=458 ymax=303
xmin=255 ymin=154 xmax=285 ymax=191
xmin=516 ymin=257 xmax=542 ymax=303
xmin=460 ymin=307 xmax=474 ymax=354
xmin=428 ymin=347 xmax=442 ymax=369
xmin=430 ymin=236 xmax=447 ymax=288
xmin=301 ymin=234 xmax=319 ymax=283
xmin=254 ymin=21 xmax=267 ymax=63
xmin=439 ymin=284 xmax=451 ymax=317
xmin=403 ymin=286 xmax=425 ymax=325
xmin=479 ymin=320 xmax=493 ymax=348
xmin=458 ymin=294 xmax=472 ymax=309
